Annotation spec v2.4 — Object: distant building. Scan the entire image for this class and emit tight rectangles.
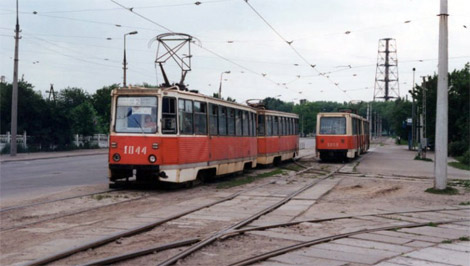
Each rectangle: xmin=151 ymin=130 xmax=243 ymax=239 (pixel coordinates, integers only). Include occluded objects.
xmin=0 ymin=75 xmax=5 ymax=83
xmin=300 ymin=99 xmax=307 ymax=104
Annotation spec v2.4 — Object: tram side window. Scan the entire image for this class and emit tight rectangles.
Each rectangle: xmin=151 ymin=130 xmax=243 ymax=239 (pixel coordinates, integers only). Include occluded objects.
xmin=235 ymin=110 xmax=242 ymax=136
xmin=253 ymin=113 xmax=257 ymax=136
xmin=258 ymin=115 xmax=265 ymax=136
xmin=320 ymin=117 xmax=346 ymax=135
xmin=218 ymin=106 xmax=227 ymax=135
xmin=281 ymin=117 xmax=285 ymax=135
xmin=178 ymin=99 xmax=193 ymax=134
xmin=242 ymin=111 xmax=249 ymax=136
xmin=287 ymin=118 xmax=291 ymax=135
xmin=162 ymin=97 xmax=177 ymax=134
xmin=273 ymin=116 xmax=279 ymax=136
xmin=352 ymin=118 xmax=357 ymax=135
xmin=266 ymin=116 xmax=273 ymax=136
xmin=295 ymin=118 xmax=299 ymax=135
xmin=289 ymin=118 xmax=294 ymax=135
xmin=194 ymin=101 xmax=207 ymax=135
xmin=209 ymin=104 xmax=218 ymax=135
xmin=284 ymin=117 xmax=288 ymax=135
xmin=228 ymin=108 xmax=235 ymax=136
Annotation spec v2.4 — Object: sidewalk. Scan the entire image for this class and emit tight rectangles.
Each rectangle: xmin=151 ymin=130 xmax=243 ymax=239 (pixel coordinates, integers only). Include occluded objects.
xmin=0 ymin=149 xmax=108 ymax=163
xmin=358 ymin=139 xmax=470 ymax=180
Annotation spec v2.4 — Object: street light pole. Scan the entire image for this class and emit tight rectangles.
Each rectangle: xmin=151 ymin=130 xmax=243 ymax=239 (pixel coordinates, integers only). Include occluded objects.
xmin=123 ymin=31 xmax=138 ymax=87
xmin=10 ymin=0 xmax=20 ymax=156
xmin=218 ymin=71 xmax=230 ymax=99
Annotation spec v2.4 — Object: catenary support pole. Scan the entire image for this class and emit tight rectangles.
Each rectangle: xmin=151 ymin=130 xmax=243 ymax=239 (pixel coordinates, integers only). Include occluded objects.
xmin=10 ymin=0 xmax=20 ymax=156
xmin=434 ymin=0 xmax=448 ymax=190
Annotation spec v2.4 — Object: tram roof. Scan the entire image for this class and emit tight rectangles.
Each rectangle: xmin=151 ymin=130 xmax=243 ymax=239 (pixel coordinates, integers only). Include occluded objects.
xmin=112 ymin=86 xmax=298 ymax=118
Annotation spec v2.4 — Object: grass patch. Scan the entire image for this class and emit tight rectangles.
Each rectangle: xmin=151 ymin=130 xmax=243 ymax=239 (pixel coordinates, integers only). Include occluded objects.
xmin=425 ymin=187 xmax=459 ymax=195
xmin=414 ymin=155 xmax=433 ymax=162
xmin=459 ymin=201 xmax=470 ymax=206
xmin=216 ymin=169 xmax=284 ymax=189
xmin=441 ymin=239 xmax=453 ymax=244
xmin=427 ymin=222 xmax=438 ymax=227
xmin=459 ymin=236 xmax=469 ymax=241
xmin=448 ymin=180 xmax=470 ymax=189
xmin=282 ymin=164 xmax=303 ymax=172
xmin=449 ymin=161 xmax=470 ymax=171
xmin=256 ymin=168 xmax=284 ymax=178
xmin=92 ymin=194 xmax=113 ymax=201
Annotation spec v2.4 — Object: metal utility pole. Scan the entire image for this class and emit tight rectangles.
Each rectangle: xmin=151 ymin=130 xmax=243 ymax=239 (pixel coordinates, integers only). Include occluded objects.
xmin=435 ymin=0 xmax=448 ymax=190
xmin=422 ymin=77 xmax=427 ymax=159
xmin=122 ymin=31 xmax=138 ymax=87
xmin=218 ymin=71 xmax=230 ymax=99
xmin=10 ymin=0 xmax=20 ymax=156
xmin=411 ymin=68 xmax=416 ymax=150
xmin=374 ymin=38 xmax=400 ymax=101
xmin=369 ymin=103 xmax=373 ymax=137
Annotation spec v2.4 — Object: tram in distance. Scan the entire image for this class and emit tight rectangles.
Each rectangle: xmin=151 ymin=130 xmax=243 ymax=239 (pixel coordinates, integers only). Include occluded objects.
xmin=315 ymin=111 xmax=370 ymax=161
xmin=108 ymin=86 xmax=299 ymax=187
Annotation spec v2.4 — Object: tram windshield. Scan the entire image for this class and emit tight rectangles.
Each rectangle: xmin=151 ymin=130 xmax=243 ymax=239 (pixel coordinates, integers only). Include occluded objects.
xmin=114 ymin=96 xmax=158 ymax=133
xmin=320 ymin=117 xmax=346 ymax=135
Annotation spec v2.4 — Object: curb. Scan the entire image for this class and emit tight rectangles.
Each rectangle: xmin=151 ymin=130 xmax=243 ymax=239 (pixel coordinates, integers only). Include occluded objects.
xmin=0 ymin=150 xmax=108 ymax=163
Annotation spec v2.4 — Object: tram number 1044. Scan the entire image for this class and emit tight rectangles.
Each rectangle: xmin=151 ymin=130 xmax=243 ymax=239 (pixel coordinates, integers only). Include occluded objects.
xmin=123 ymin=145 xmax=147 ymax=155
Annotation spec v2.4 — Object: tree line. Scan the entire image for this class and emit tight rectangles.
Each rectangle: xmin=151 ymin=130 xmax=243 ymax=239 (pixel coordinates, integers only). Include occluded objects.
xmin=0 ymin=81 xmax=115 ymax=151
xmin=1 ymin=63 xmax=468 ymax=157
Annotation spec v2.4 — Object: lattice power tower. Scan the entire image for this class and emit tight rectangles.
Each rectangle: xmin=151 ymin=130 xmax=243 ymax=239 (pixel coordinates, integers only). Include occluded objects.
xmin=374 ymin=38 xmax=400 ymax=101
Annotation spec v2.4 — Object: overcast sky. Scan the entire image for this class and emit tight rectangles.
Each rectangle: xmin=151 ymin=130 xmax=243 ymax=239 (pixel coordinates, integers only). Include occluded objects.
xmin=1 ymin=0 xmax=469 ymax=104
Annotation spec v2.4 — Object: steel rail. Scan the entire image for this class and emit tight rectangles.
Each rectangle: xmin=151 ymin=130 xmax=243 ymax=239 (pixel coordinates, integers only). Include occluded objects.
xmin=219 ymin=206 xmax=470 ymax=239
xmin=230 ymin=218 xmax=469 ymax=266
xmin=0 ymin=189 xmax=120 ymax=213
xmin=23 ymin=178 xmax=280 ymax=266
xmin=78 ymin=238 xmax=200 ymax=266
xmin=1 ymin=195 xmax=149 ymax=232
xmin=157 ymin=164 xmax=343 ymax=266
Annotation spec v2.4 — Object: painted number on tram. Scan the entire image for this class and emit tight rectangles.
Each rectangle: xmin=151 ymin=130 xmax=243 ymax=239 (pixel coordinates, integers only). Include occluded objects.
xmin=123 ymin=146 xmax=147 ymax=155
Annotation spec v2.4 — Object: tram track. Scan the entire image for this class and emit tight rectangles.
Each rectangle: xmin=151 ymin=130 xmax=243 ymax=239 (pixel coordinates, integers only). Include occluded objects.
xmin=0 ymin=194 xmax=150 ymax=232
xmin=9 ymin=158 xmax=469 ymax=266
xmin=0 ymin=189 xmax=120 ymax=213
xmin=22 ymin=175 xmax=286 ymax=266
xmin=22 ymin=162 xmax=330 ymax=266
xmin=230 ymin=218 xmax=469 ymax=266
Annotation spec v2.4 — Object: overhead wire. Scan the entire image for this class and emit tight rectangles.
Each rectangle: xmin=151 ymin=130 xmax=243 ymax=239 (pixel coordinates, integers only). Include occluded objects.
xmin=23 ymin=34 xmax=155 ymax=80
xmin=242 ymin=0 xmax=351 ymax=99
xmin=109 ymin=0 xmax=298 ymax=95
xmin=25 ymin=0 xmax=233 ymax=14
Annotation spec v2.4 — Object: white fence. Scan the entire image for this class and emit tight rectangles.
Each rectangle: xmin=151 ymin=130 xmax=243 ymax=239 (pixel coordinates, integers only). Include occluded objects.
xmin=0 ymin=132 xmax=109 ymax=151
xmin=0 ymin=132 xmax=28 ymax=151
xmin=74 ymin=134 xmax=109 ymax=148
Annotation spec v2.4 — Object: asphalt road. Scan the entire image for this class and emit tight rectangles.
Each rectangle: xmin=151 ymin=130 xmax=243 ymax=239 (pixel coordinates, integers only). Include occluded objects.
xmin=0 ymin=154 xmax=108 ymax=200
xmin=0 ymin=138 xmax=316 ymax=201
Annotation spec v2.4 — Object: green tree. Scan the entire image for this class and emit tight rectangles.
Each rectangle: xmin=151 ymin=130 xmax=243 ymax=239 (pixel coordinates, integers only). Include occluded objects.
xmin=70 ymin=102 xmax=97 ymax=136
xmin=92 ymin=84 xmax=117 ymax=133
xmin=413 ymin=63 xmax=470 ymax=155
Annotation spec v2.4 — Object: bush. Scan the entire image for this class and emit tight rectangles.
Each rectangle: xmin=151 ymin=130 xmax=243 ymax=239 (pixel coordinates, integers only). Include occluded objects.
xmin=1 ymin=144 xmax=29 ymax=154
xmin=461 ymin=149 xmax=470 ymax=165
xmin=449 ymin=141 xmax=468 ymax=157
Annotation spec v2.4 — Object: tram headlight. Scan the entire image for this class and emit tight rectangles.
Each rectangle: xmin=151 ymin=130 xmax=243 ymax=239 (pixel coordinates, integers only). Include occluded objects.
xmin=112 ymin=153 xmax=121 ymax=162
xmin=148 ymin=155 xmax=157 ymax=163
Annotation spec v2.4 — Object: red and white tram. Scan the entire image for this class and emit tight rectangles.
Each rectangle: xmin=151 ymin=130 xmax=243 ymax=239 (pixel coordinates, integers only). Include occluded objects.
xmin=315 ymin=112 xmax=369 ymax=161
xmin=108 ymin=86 xmax=299 ymax=186
xmin=256 ymin=109 xmax=299 ymax=165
